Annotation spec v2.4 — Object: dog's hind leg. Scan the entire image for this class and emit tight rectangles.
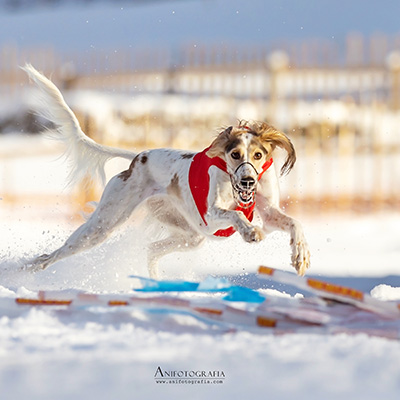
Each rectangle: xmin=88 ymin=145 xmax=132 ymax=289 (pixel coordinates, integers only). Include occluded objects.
xmin=28 ymin=167 xmax=149 ymax=272
xmin=147 ymin=232 xmax=205 ymax=279
xmin=146 ymin=197 xmax=205 ymax=279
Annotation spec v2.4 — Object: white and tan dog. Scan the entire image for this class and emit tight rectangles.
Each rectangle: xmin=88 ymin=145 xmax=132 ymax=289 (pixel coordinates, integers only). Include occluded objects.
xmin=24 ymin=65 xmax=310 ymax=279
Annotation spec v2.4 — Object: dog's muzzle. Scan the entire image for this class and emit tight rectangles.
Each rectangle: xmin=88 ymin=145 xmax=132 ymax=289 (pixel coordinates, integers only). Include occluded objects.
xmin=231 ymin=162 xmax=259 ymax=208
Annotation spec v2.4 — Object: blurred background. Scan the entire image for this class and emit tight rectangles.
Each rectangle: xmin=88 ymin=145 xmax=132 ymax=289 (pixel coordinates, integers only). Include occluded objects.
xmin=1 ymin=0 xmax=400 ymax=220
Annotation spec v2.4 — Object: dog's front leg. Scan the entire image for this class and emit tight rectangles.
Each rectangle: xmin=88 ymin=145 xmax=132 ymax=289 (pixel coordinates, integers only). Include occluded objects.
xmin=259 ymin=205 xmax=310 ymax=276
xmin=207 ymin=207 xmax=265 ymax=242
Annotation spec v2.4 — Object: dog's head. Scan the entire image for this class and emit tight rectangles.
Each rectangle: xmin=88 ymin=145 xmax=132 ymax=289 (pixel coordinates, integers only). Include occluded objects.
xmin=206 ymin=122 xmax=296 ymax=207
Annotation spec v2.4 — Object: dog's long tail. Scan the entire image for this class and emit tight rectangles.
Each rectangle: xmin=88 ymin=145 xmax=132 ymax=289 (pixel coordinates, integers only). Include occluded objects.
xmin=22 ymin=64 xmax=137 ymax=186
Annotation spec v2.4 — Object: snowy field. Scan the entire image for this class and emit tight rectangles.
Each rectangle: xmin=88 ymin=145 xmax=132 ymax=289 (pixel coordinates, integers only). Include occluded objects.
xmin=0 ymin=122 xmax=399 ymax=400
xmin=1 ymin=134 xmax=400 ymax=400
xmin=1 ymin=198 xmax=400 ymax=399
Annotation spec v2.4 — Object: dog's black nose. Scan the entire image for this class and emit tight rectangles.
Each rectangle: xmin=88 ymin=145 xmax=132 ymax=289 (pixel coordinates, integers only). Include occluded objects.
xmin=240 ymin=177 xmax=256 ymax=189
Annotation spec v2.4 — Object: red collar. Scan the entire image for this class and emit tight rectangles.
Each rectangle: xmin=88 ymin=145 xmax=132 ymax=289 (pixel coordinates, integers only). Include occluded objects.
xmin=188 ymin=147 xmax=273 ymax=237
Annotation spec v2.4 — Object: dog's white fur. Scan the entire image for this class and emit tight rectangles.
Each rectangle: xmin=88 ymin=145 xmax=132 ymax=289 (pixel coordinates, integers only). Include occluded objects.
xmin=23 ymin=64 xmax=310 ymax=279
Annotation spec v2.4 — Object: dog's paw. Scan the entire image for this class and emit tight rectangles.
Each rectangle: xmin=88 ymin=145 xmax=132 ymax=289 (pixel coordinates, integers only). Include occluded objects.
xmin=291 ymin=238 xmax=311 ymax=276
xmin=22 ymin=263 xmax=43 ymax=274
xmin=243 ymin=226 xmax=265 ymax=243
xmin=23 ymin=254 xmax=50 ymax=273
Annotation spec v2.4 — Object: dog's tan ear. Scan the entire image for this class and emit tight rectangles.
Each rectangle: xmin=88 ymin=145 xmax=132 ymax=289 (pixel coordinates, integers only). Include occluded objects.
xmin=206 ymin=126 xmax=233 ymax=158
xmin=261 ymin=128 xmax=296 ymax=176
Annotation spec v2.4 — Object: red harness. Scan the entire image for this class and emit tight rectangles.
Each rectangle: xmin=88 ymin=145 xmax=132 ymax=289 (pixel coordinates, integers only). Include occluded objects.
xmin=188 ymin=147 xmax=273 ymax=237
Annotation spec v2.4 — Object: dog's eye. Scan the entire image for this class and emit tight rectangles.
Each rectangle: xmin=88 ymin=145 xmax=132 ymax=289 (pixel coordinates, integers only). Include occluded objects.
xmin=231 ymin=151 xmax=241 ymax=160
xmin=254 ymin=152 xmax=263 ymax=160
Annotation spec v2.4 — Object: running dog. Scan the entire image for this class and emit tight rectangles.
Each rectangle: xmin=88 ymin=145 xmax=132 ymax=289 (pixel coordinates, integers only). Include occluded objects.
xmin=24 ymin=64 xmax=310 ymax=279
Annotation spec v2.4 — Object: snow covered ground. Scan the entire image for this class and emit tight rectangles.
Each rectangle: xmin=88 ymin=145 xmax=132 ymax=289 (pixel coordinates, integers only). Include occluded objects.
xmin=1 ymin=198 xmax=400 ymax=399
xmin=0 ymin=116 xmax=399 ymax=400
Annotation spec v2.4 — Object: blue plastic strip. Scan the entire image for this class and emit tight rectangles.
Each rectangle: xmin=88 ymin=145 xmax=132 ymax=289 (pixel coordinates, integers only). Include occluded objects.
xmin=130 ymin=275 xmax=265 ymax=303
xmin=222 ymin=286 xmax=265 ymax=303
xmin=131 ymin=276 xmax=199 ymax=292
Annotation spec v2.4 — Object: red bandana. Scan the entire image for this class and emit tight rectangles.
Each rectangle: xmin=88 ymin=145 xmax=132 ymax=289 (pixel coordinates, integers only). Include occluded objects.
xmin=188 ymin=147 xmax=273 ymax=237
